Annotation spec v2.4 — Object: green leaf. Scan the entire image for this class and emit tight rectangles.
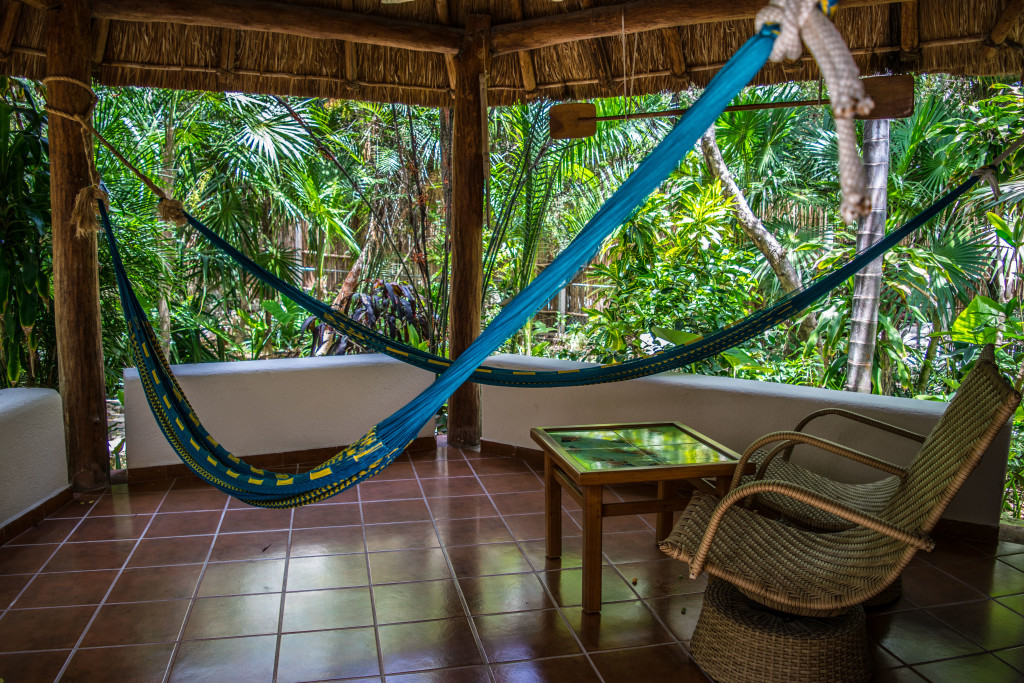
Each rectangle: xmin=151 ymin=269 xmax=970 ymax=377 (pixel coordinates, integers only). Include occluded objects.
xmin=950 ymin=295 xmax=1004 ymax=344
xmin=650 ymin=326 xmax=702 ymax=347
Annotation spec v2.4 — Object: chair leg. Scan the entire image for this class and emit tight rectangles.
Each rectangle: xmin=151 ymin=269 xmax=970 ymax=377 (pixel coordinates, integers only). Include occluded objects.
xmin=690 ymin=580 xmax=872 ymax=683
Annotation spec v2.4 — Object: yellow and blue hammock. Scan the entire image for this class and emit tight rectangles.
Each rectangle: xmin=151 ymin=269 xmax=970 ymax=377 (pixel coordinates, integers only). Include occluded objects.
xmin=103 ymin=24 xmax=980 ymax=507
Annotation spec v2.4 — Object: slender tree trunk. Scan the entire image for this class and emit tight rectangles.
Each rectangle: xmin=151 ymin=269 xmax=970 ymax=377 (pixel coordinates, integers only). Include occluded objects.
xmin=700 ymin=127 xmax=817 ymax=340
xmin=915 ymin=312 xmax=941 ymax=394
xmin=157 ymin=106 xmax=177 ymax=355
xmin=845 ymin=118 xmax=890 ymax=393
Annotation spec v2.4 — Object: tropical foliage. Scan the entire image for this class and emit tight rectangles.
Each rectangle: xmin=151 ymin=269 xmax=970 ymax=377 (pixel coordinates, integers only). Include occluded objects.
xmin=3 ymin=74 xmax=1023 ymax=517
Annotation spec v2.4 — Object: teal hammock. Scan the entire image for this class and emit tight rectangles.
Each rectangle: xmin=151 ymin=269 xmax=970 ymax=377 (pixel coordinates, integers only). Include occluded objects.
xmin=183 ymin=176 xmax=979 ymax=388
xmin=103 ymin=23 xmax=982 ymax=507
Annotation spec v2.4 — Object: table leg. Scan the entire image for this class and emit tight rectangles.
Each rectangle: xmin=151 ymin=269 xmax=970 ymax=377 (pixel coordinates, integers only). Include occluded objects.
xmin=656 ymin=480 xmax=674 ymax=541
xmin=545 ymin=455 xmax=562 ymax=559
xmin=581 ymin=484 xmax=604 ymax=613
xmin=715 ymin=475 xmax=731 ymax=499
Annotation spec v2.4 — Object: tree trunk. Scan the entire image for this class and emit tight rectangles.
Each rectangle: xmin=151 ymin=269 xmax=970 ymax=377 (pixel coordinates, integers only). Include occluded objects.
xmin=700 ymin=127 xmax=817 ymax=340
xmin=845 ymin=118 xmax=890 ymax=393
xmin=915 ymin=312 xmax=940 ymax=394
xmin=157 ymin=105 xmax=176 ymax=355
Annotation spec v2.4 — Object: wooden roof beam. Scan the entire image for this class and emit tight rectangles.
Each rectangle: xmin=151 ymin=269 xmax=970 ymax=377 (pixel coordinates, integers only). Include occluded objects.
xmin=509 ymin=0 xmax=538 ymax=99
xmin=662 ymin=26 xmax=688 ymax=85
xmin=982 ymin=0 xmax=1024 ymax=60
xmin=0 ymin=0 xmax=21 ymax=63
xmin=491 ymin=0 xmax=908 ymax=55
xmin=435 ymin=0 xmax=457 ymax=97
xmin=92 ymin=0 xmax=464 ymax=54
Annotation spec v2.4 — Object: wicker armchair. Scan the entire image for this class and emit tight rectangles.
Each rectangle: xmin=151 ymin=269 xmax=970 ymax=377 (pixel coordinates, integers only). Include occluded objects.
xmin=661 ymin=345 xmax=1019 ymax=617
xmin=659 ymin=348 xmax=1019 ymax=682
xmin=727 ymin=345 xmax=1004 ymax=533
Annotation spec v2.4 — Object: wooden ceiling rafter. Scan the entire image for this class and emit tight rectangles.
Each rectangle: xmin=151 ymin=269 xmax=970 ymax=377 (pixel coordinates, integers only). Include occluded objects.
xmin=91 ymin=0 xmax=465 ymax=54
xmin=900 ymin=0 xmax=919 ymax=64
xmin=0 ymin=0 xmax=21 ymax=63
xmin=339 ymin=0 xmax=358 ymax=94
xmin=508 ymin=0 xmax=538 ymax=100
xmin=91 ymin=18 xmax=111 ymax=67
xmin=217 ymin=27 xmax=236 ymax=90
xmin=434 ymin=0 xmax=457 ymax=99
xmin=982 ymin=0 xmax=1024 ymax=60
xmin=661 ymin=26 xmax=689 ymax=85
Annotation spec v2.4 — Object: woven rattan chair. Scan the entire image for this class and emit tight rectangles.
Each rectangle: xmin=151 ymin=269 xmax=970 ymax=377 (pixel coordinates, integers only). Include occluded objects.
xmin=660 ymin=347 xmax=1019 ymax=682
xmin=724 ymin=346 xmax=1008 ymax=534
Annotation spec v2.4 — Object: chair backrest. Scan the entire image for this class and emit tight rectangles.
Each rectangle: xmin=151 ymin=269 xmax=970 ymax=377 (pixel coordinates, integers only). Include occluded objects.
xmin=883 ymin=345 xmax=1020 ymax=533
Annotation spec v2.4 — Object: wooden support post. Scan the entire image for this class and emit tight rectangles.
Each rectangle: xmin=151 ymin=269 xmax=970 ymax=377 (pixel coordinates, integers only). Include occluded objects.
xmin=447 ymin=14 xmax=488 ymax=448
xmin=47 ymin=0 xmax=110 ymax=491
xmin=983 ymin=0 xmax=1024 ymax=61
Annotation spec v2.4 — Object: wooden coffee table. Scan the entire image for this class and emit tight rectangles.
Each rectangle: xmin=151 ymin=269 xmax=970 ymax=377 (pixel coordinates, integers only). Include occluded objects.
xmin=531 ymin=421 xmax=751 ymax=613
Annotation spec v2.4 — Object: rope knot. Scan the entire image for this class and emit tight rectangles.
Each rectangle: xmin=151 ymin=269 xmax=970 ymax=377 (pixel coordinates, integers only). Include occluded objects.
xmin=157 ymin=198 xmax=189 ymax=227
xmin=972 ymin=164 xmax=1001 ymax=199
xmin=757 ymin=0 xmax=873 ymax=223
xmin=71 ymin=185 xmax=110 ymax=238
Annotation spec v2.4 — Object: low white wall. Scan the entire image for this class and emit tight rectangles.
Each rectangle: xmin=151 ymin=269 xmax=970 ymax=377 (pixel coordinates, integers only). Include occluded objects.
xmin=480 ymin=354 xmax=1011 ymax=528
xmin=125 ymin=355 xmax=436 ymax=469
xmin=0 ymin=389 xmax=68 ymax=528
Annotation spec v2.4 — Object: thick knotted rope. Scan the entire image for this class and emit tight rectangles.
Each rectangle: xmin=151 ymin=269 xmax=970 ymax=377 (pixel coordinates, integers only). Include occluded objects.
xmin=42 ymin=76 xmax=110 ymax=237
xmin=42 ymin=76 xmax=188 ymax=234
xmin=756 ymin=0 xmax=873 ymax=224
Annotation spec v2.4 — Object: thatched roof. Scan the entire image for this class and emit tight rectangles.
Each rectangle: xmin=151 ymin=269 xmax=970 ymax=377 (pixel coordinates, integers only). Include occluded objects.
xmin=2 ymin=0 xmax=1022 ymax=107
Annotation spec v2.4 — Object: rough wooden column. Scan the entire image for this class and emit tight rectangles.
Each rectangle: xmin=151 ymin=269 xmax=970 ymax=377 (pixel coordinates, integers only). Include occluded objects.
xmin=47 ymin=0 xmax=110 ymax=491
xmin=447 ymin=14 xmax=489 ymax=448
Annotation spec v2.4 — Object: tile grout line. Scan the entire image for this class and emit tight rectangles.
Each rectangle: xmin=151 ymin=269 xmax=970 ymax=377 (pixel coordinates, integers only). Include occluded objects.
xmin=270 ymin=494 xmax=297 ymax=683
xmin=460 ymin=446 xmax=608 ymax=683
xmin=358 ymin=458 xmax=388 ymax=683
xmin=411 ymin=444 xmax=496 ymax=683
xmin=1 ymin=493 xmax=102 ymax=625
xmin=159 ymin=482 xmax=232 ymax=683
xmin=51 ymin=482 xmax=176 ymax=682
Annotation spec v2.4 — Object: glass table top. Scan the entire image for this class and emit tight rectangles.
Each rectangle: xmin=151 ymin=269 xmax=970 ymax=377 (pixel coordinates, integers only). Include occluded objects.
xmin=544 ymin=424 xmax=732 ymax=472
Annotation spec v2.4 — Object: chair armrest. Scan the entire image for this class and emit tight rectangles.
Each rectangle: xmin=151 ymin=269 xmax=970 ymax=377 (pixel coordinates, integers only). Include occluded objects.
xmin=735 ymin=430 xmax=908 ymax=488
xmin=795 ymin=408 xmax=928 ymax=443
xmin=688 ymin=480 xmax=935 ymax=579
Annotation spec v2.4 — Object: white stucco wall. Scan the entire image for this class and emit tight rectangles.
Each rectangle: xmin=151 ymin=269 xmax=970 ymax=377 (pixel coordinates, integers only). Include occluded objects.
xmin=0 ymin=388 xmax=69 ymax=527
xmin=480 ymin=354 xmax=1011 ymax=528
xmin=124 ymin=354 xmax=436 ymax=469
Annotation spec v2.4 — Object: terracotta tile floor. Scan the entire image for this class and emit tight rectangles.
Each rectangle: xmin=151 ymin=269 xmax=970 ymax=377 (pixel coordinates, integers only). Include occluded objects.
xmin=2 ymin=443 xmax=1024 ymax=682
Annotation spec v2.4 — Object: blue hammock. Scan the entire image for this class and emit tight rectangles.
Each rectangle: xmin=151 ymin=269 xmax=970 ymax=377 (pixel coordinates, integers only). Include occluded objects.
xmin=105 ymin=27 xmax=779 ymax=507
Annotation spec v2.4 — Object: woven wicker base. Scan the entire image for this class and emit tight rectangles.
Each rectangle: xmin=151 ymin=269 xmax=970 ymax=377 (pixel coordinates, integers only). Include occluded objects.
xmin=691 ymin=580 xmax=871 ymax=683
xmin=863 ymin=574 xmax=903 ymax=609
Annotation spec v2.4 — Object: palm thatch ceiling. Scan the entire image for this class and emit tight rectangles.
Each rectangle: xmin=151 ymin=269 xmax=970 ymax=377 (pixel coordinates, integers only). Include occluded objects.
xmin=1 ymin=0 xmax=1022 ymax=107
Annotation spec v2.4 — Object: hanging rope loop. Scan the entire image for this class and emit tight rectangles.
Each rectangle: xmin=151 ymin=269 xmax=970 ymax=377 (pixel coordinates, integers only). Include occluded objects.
xmin=755 ymin=0 xmax=872 ymax=224
xmin=41 ymin=75 xmax=188 ymax=231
